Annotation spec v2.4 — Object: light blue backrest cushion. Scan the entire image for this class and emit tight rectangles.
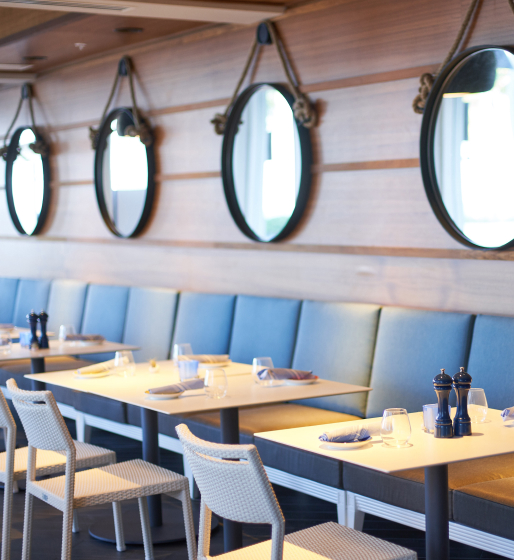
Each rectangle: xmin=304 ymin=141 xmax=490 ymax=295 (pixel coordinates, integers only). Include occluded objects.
xmin=12 ymin=279 xmax=51 ymax=327
xmin=467 ymin=314 xmax=514 ymax=410
xmin=47 ymin=280 xmax=88 ymax=333
xmin=0 ymin=278 xmax=19 ymax=323
xmin=292 ymin=301 xmax=381 ymax=417
xmin=229 ymin=295 xmax=302 ymax=367
xmin=171 ymin=292 xmax=236 ymax=355
xmin=123 ymin=287 xmax=178 ymax=362
xmin=365 ymin=307 xmax=474 ymax=418
xmin=80 ymin=284 xmax=130 ymax=362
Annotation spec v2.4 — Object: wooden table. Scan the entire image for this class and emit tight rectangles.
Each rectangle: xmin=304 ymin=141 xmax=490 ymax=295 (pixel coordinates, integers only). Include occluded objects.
xmin=255 ymin=409 xmax=514 ymax=560
xmin=3 ymin=339 xmax=138 ymax=390
xmin=26 ymin=363 xmax=371 ymax=552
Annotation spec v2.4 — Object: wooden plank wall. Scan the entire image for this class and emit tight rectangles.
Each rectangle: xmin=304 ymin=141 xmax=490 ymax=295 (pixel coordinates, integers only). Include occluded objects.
xmin=1 ymin=0 xmax=514 ymax=315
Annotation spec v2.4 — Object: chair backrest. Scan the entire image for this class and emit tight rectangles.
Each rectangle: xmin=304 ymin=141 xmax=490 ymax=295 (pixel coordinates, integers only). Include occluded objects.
xmin=7 ymin=380 xmax=74 ymax=454
xmin=176 ymin=424 xmax=285 ymax=559
xmin=46 ymin=280 xmax=88 ymax=333
xmin=11 ymin=279 xmax=51 ymax=328
xmin=0 ymin=390 xmax=16 ymax=434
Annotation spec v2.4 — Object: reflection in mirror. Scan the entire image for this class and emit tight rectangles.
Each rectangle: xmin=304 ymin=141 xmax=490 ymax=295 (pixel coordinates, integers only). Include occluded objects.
xmin=433 ymin=48 xmax=514 ymax=248
xmin=232 ymin=85 xmax=302 ymax=241
xmin=11 ymin=128 xmax=45 ymax=235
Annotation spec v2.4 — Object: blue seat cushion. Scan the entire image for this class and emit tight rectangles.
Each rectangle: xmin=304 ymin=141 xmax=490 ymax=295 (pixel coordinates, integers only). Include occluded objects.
xmin=366 ymin=307 xmax=474 ymax=418
xmin=123 ymin=287 xmax=178 ymax=362
xmin=292 ymin=301 xmax=380 ymax=417
xmin=229 ymin=295 xmax=301 ymax=367
xmin=47 ymin=280 xmax=88 ymax=333
xmin=171 ymin=292 xmax=236 ymax=355
xmin=467 ymin=314 xmax=514 ymax=410
xmin=12 ymin=279 xmax=51 ymax=327
xmin=0 ymin=278 xmax=19 ymax=323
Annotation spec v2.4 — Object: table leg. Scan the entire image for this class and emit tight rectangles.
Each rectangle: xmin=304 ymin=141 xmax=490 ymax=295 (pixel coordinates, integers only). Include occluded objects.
xmin=220 ymin=407 xmax=243 ymax=553
xmin=424 ymin=464 xmax=449 ymax=560
xmin=141 ymin=408 xmax=162 ymax=527
xmin=30 ymin=358 xmax=46 ymax=391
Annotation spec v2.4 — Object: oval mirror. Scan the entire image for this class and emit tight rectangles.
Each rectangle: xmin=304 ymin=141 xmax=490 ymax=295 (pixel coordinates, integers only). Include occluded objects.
xmin=5 ymin=126 xmax=50 ymax=235
xmin=222 ymin=83 xmax=312 ymax=242
xmin=421 ymin=46 xmax=514 ymax=249
xmin=94 ymin=107 xmax=155 ymax=238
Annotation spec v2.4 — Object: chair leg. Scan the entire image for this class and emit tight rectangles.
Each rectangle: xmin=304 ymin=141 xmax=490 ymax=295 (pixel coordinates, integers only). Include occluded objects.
xmin=75 ymin=414 xmax=92 ymax=443
xmin=346 ymin=492 xmax=365 ymax=531
xmin=170 ymin=485 xmax=197 ymax=560
xmin=138 ymin=497 xmax=155 ymax=560
xmin=21 ymin=492 xmax=34 ymax=560
xmin=1 ymin=478 xmax=13 ymax=560
xmin=61 ymin=505 xmax=74 ymax=560
xmin=12 ymin=482 xmax=19 ymax=494
xmin=112 ymin=502 xmax=126 ymax=552
xmin=183 ymin=456 xmax=198 ymax=500
xmin=72 ymin=510 xmax=80 ymax=533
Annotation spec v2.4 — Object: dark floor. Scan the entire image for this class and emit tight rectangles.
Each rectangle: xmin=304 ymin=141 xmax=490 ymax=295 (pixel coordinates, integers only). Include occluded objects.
xmin=1 ymin=421 xmax=507 ymax=559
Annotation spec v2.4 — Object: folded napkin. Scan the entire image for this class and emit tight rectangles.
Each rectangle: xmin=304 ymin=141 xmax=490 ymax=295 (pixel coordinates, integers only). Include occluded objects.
xmin=501 ymin=407 xmax=514 ymax=422
xmin=319 ymin=422 xmax=382 ymax=443
xmin=258 ymin=368 xmax=315 ymax=381
xmin=148 ymin=378 xmax=204 ymax=395
xmin=66 ymin=334 xmax=105 ymax=342
xmin=77 ymin=359 xmax=116 ymax=375
xmin=178 ymin=354 xmax=229 ymax=363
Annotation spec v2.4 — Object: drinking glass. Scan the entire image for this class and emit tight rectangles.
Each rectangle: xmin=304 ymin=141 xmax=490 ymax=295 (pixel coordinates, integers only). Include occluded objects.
xmin=178 ymin=360 xmax=199 ymax=381
xmin=114 ymin=351 xmax=136 ymax=378
xmin=252 ymin=357 xmax=274 ymax=385
xmin=173 ymin=343 xmax=193 ymax=364
xmin=0 ymin=334 xmax=12 ymax=355
xmin=422 ymin=404 xmax=451 ymax=433
xmin=204 ymin=369 xmax=228 ymax=399
xmin=59 ymin=324 xmax=76 ymax=344
xmin=381 ymin=408 xmax=411 ymax=447
xmin=468 ymin=388 xmax=488 ymax=423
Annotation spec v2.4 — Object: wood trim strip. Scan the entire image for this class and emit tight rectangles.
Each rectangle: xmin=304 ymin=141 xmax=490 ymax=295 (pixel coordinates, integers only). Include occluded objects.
xmin=155 ymin=171 xmax=221 ymax=181
xmin=0 ymin=234 xmax=509 ymax=261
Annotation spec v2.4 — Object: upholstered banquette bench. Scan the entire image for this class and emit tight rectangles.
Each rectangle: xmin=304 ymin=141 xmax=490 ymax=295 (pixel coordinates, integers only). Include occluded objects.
xmin=1 ymin=277 xmax=513 ymax=558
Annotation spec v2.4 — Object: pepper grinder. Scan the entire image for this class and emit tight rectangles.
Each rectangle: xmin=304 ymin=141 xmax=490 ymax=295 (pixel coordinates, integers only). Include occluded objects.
xmin=433 ymin=368 xmax=454 ymax=438
xmin=27 ymin=310 xmax=40 ymax=350
xmin=38 ymin=310 xmax=49 ymax=349
xmin=453 ymin=367 xmax=472 ymax=437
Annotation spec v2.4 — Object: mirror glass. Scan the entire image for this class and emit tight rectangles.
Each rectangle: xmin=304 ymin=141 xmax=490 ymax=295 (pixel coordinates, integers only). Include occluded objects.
xmin=432 ymin=48 xmax=514 ymax=248
xmin=96 ymin=109 xmax=153 ymax=238
xmin=10 ymin=128 xmax=45 ymax=235
xmin=231 ymin=85 xmax=303 ymax=241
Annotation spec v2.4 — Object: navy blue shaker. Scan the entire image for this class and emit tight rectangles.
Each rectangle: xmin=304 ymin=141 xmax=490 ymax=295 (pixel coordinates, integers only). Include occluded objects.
xmin=453 ymin=367 xmax=472 ymax=437
xmin=39 ymin=310 xmax=49 ymax=349
xmin=27 ymin=310 xmax=40 ymax=350
xmin=433 ymin=368 xmax=453 ymax=438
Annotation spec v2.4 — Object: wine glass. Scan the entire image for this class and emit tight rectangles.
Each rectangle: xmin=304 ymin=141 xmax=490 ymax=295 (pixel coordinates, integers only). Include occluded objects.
xmin=0 ymin=334 xmax=12 ymax=355
xmin=468 ymin=388 xmax=488 ymax=423
xmin=178 ymin=360 xmax=199 ymax=381
xmin=114 ymin=351 xmax=136 ymax=378
xmin=204 ymin=369 xmax=228 ymax=399
xmin=173 ymin=343 xmax=193 ymax=364
xmin=252 ymin=357 xmax=275 ymax=386
xmin=381 ymin=408 xmax=411 ymax=447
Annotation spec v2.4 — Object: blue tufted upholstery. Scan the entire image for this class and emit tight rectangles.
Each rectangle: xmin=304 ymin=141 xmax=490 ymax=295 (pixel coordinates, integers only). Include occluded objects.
xmin=365 ymin=307 xmax=474 ymax=418
xmin=171 ymin=292 xmax=235 ymax=355
xmin=123 ymin=287 xmax=178 ymax=362
xmin=0 ymin=278 xmax=19 ymax=323
xmin=292 ymin=301 xmax=381 ymax=417
xmin=229 ymin=295 xmax=301 ymax=367
xmin=11 ymin=279 xmax=51 ymax=327
xmin=46 ymin=280 xmax=88 ymax=333
xmin=467 ymin=314 xmax=514 ymax=410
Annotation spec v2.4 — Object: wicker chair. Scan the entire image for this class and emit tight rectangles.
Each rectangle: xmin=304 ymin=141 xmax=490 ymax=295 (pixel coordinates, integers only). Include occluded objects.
xmin=176 ymin=424 xmax=417 ymax=560
xmin=7 ymin=380 xmax=196 ymax=560
xmin=0 ymin=387 xmax=116 ymax=560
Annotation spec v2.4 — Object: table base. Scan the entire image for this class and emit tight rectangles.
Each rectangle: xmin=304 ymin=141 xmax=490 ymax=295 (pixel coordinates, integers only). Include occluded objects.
xmin=30 ymin=358 xmax=46 ymax=391
xmin=425 ymin=464 xmax=449 ymax=560
xmin=88 ymin=499 xmax=219 ymax=545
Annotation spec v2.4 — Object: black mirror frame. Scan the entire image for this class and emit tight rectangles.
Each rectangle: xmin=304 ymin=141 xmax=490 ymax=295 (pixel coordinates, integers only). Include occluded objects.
xmin=221 ymin=83 xmax=312 ymax=243
xmin=5 ymin=126 xmax=51 ymax=236
xmin=420 ymin=45 xmax=514 ymax=250
xmin=94 ymin=107 xmax=155 ymax=238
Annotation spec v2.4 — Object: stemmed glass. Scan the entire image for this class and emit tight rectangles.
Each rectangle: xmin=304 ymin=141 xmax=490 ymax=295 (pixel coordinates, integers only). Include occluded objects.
xmin=381 ymin=408 xmax=411 ymax=448
xmin=114 ymin=351 xmax=136 ymax=378
xmin=204 ymin=369 xmax=228 ymax=399
xmin=252 ymin=357 xmax=279 ymax=386
xmin=468 ymin=388 xmax=488 ymax=423
xmin=173 ymin=343 xmax=193 ymax=364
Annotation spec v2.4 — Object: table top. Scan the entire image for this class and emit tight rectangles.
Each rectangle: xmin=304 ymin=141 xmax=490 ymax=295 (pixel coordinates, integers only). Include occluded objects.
xmin=1 ymin=327 xmax=55 ymax=341
xmin=25 ymin=361 xmax=371 ymax=415
xmin=255 ymin=410 xmax=514 ymax=473
xmin=0 ymin=339 xmax=138 ymax=361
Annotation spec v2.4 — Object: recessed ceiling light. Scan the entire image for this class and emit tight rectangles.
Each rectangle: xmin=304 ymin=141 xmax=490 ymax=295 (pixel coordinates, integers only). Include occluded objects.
xmin=23 ymin=56 xmax=48 ymax=61
xmin=115 ymin=27 xmax=144 ymax=33
xmin=0 ymin=63 xmax=33 ymax=71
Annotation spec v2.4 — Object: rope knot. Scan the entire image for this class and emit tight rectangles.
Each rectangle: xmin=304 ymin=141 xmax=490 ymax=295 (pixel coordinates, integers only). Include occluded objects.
xmin=29 ymin=139 xmax=49 ymax=158
xmin=211 ymin=113 xmax=228 ymax=135
xmin=124 ymin=123 xmax=153 ymax=147
xmin=293 ymin=95 xmax=317 ymax=128
xmin=0 ymin=146 xmax=8 ymax=161
xmin=413 ymin=72 xmax=435 ymax=114
xmin=89 ymin=126 xmax=100 ymax=150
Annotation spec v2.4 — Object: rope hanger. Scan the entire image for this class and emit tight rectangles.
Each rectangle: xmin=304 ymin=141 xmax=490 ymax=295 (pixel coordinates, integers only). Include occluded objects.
xmin=0 ymin=84 xmax=48 ymax=161
xmin=211 ymin=20 xmax=317 ymax=135
xmin=89 ymin=56 xmax=153 ymax=150
xmin=413 ymin=0 xmax=514 ymax=113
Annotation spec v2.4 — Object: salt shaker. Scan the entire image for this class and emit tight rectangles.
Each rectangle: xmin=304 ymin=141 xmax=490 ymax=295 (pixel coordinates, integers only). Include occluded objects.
xmin=39 ymin=310 xmax=49 ymax=349
xmin=433 ymin=368 xmax=453 ymax=438
xmin=453 ymin=367 xmax=472 ymax=437
xmin=27 ymin=310 xmax=40 ymax=350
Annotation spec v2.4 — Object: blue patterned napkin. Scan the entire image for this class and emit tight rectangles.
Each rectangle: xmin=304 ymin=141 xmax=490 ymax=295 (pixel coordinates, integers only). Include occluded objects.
xmin=501 ymin=407 xmax=514 ymax=422
xmin=258 ymin=368 xmax=315 ymax=381
xmin=319 ymin=422 xmax=381 ymax=443
xmin=148 ymin=378 xmax=204 ymax=394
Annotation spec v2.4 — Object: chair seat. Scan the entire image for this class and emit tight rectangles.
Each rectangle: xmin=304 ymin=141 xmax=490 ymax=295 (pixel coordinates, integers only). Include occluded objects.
xmin=0 ymin=441 xmax=115 ymax=482
xmin=216 ymin=522 xmax=416 ymax=559
xmin=29 ymin=459 xmax=188 ymax=510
